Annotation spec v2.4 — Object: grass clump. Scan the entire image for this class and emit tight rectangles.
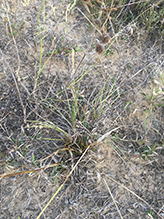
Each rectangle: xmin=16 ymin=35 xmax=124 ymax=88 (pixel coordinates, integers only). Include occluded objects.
xmin=28 ymin=74 xmax=120 ymax=162
xmin=0 ymin=0 xmax=164 ymax=219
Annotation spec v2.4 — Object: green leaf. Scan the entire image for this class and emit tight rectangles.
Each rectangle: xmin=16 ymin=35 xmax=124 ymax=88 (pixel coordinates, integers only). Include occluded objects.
xmin=32 ymin=154 xmax=35 ymax=163
xmin=53 ymin=167 xmax=59 ymax=176
xmin=36 ymin=133 xmax=43 ymax=139
xmin=74 ymin=46 xmax=83 ymax=52
xmin=11 ymin=137 xmax=16 ymax=144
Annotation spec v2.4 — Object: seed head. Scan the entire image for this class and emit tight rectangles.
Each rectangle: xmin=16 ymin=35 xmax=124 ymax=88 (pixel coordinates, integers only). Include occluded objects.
xmin=95 ymin=43 xmax=104 ymax=54
xmin=100 ymin=33 xmax=110 ymax=44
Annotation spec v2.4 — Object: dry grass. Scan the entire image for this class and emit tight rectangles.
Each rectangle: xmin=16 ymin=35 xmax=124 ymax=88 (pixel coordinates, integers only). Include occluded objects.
xmin=0 ymin=0 xmax=164 ymax=218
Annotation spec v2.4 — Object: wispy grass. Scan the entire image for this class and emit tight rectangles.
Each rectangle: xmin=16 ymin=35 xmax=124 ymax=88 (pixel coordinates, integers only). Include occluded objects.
xmin=1 ymin=0 xmax=164 ymax=218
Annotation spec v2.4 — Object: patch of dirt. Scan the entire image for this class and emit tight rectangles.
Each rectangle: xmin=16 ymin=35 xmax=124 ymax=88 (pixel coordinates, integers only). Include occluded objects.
xmin=0 ymin=1 xmax=164 ymax=219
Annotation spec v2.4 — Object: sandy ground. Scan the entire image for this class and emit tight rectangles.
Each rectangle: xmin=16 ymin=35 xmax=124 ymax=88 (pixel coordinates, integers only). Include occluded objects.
xmin=0 ymin=1 xmax=164 ymax=218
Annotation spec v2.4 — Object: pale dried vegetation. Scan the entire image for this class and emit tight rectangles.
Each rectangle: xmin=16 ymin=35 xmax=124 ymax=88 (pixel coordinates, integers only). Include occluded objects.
xmin=0 ymin=0 xmax=164 ymax=218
